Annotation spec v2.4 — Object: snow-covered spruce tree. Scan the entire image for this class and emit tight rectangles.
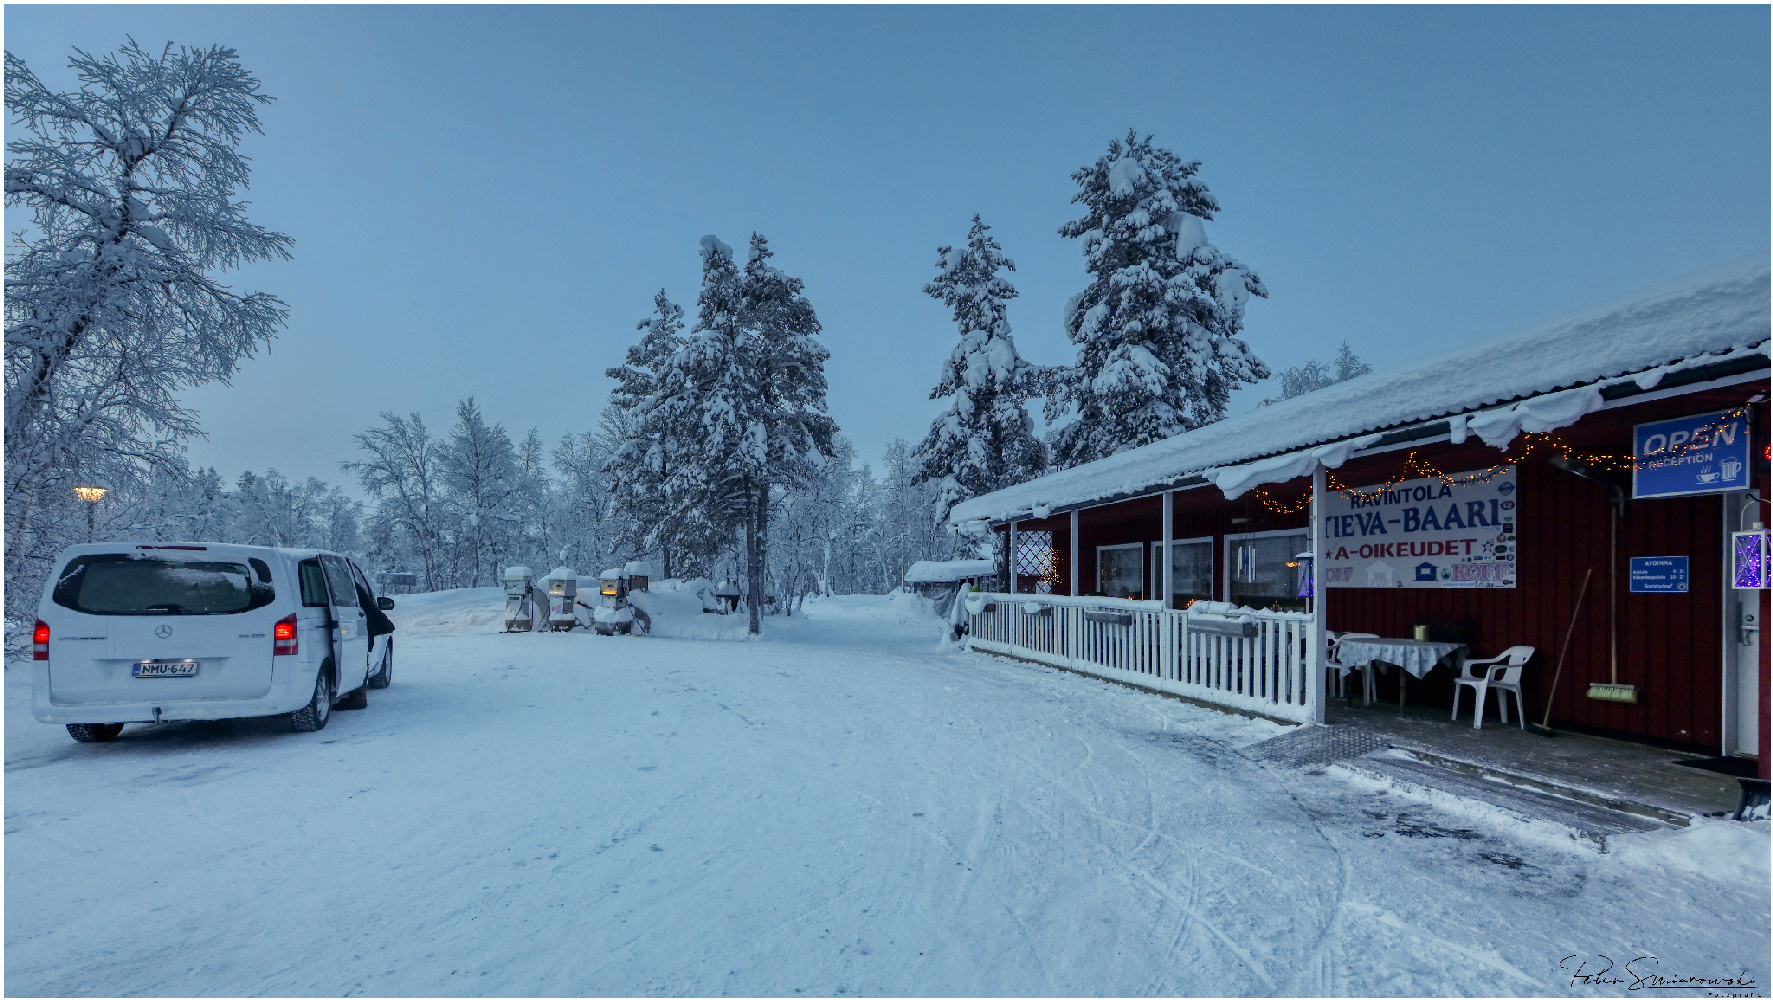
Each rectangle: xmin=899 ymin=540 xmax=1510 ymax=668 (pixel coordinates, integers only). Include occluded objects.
xmin=3 ymin=41 xmax=291 ymax=632
xmin=605 ymin=292 xmax=704 ymax=577
xmin=619 ymin=234 xmax=836 ymax=633
xmin=608 ymin=290 xmax=683 ymax=413
xmin=911 ymin=215 xmax=1047 ymax=523
xmin=734 ymin=234 xmax=838 ymax=632
xmin=1045 ymin=130 xmax=1268 ymax=469
xmin=610 ymin=238 xmax=750 ymax=596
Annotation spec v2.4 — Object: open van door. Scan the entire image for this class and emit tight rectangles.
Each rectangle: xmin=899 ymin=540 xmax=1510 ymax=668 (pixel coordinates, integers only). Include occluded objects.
xmin=318 ymin=555 xmax=372 ymax=695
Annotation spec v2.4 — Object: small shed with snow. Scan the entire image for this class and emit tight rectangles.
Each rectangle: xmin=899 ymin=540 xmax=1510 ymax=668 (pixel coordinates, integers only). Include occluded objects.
xmin=904 ymin=559 xmax=997 ymax=615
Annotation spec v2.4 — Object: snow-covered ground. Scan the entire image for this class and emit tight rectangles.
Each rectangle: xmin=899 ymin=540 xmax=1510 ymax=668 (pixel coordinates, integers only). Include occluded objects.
xmin=6 ymin=591 xmax=1767 ymax=997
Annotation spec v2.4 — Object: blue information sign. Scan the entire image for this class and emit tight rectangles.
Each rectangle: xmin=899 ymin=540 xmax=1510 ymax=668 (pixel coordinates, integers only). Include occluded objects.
xmin=1629 ymin=556 xmax=1690 ymax=593
xmin=1633 ymin=411 xmax=1751 ymax=499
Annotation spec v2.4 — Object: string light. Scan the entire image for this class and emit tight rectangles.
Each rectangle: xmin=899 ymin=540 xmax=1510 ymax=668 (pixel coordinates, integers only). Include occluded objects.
xmin=1247 ymin=404 xmax=1755 ymax=516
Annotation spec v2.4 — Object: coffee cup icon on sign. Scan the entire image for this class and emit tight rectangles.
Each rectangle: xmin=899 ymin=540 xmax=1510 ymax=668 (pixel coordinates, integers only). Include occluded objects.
xmin=1697 ymin=466 xmax=1720 ymax=484
xmin=1721 ymin=458 xmax=1743 ymax=481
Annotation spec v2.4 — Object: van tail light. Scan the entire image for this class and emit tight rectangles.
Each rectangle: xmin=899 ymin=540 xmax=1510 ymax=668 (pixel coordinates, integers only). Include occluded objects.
xmin=273 ymin=614 xmax=298 ymax=656
xmin=32 ymin=620 xmax=49 ymax=661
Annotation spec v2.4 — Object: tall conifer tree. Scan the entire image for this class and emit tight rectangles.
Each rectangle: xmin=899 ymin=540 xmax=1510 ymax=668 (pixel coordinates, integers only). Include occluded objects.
xmin=1046 ymin=131 xmax=1269 ymax=468
xmin=911 ymin=216 xmax=1046 ymax=522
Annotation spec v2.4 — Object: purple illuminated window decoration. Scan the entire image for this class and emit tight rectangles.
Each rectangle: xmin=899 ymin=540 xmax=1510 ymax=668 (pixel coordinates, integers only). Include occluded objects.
xmin=1733 ymin=531 xmax=1769 ymax=589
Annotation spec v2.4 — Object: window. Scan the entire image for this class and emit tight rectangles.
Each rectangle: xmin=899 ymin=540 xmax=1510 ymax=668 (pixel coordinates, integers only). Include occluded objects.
xmin=1097 ymin=542 xmax=1145 ymax=600
xmin=1013 ymin=529 xmax=1057 ymax=594
xmin=321 ymin=556 xmax=359 ymax=607
xmin=299 ymin=560 xmax=331 ymax=608
xmin=348 ymin=561 xmax=374 ymax=599
xmin=52 ymin=554 xmax=273 ymax=615
xmin=1225 ymin=529 xmax=1310 ymax=612
xmin=1153 ymin=537 xmax=1214 ymax=609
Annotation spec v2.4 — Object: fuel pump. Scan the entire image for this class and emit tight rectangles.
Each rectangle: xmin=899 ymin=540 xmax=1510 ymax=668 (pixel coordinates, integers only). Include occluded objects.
xmin=594 ymin=568 xmax=631 ymax=635
xmin=502 ymin=566 xmax=541 ymax=632
xmin=545 ymin=567 xmax=579 ymax=632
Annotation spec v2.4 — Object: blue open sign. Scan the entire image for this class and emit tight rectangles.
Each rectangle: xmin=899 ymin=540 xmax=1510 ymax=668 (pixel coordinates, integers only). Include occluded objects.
xmin=1633 ymin=411 xmax=1750 ymax=499
xmin=1629 ymin=556 xmax=1689 ymax=593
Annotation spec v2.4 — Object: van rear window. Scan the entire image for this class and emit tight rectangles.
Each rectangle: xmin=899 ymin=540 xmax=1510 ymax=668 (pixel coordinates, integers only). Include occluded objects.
xmin=52 ymin=555 xmax=275 ymax=615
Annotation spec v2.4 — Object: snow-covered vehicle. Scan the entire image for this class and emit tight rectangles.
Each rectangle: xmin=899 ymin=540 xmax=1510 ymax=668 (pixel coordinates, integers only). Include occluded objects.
xmin=31 ymin=543 xmax=396 ymax=742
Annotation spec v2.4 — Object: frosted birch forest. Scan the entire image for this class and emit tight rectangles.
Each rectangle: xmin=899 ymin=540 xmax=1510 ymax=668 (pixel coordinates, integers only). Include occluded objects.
xmin=4 ymin=41 xmax=1357 ymax=640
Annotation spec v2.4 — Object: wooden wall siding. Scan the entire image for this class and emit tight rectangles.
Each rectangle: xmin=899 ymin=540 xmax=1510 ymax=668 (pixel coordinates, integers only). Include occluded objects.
xmin=1079 ymin=499 xmax=1159 ymax=596
xmin=1322 ymin=384 xmax=1760 ymax=751
xmin=1324 ymin=460 xmax=1724 ymax=749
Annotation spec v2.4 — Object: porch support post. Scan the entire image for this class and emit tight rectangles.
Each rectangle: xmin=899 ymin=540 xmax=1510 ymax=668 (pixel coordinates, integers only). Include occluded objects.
xmin=1007 ymin=520 xmax=1018 ymax=595
xmin=1069 ymin=509 xmax=1080 ymax=597
xmin=1310 ymin=462 xmax=1328 ymax=723
xmin=1161 ymin=490 xmax=1174 ymax=609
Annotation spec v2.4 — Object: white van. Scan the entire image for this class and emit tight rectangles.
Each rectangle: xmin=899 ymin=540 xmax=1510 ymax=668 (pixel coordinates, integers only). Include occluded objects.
xmin=32 ymin=543 xmax=396 ymax=742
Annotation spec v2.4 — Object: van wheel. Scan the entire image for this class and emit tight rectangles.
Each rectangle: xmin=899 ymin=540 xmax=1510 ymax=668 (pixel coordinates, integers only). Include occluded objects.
xmin=337 ymin=683 xmax=368 ymax=711
xmin=290 ymin=667 xmax=333 ymax=732
xmin=368 ymin=639 xmax=393 ymax=689
xmin=67 ymin=723 xmax=124 ymax=743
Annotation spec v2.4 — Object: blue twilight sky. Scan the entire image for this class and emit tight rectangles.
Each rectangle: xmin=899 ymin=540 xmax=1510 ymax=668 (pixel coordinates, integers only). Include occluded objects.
xmin=5 ymin=5 xmax=1768 ymax=492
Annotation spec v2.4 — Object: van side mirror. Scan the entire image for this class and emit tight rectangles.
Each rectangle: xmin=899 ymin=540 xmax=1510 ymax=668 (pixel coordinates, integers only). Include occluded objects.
xmin=377 ymin=597 xmax=395 ymax=611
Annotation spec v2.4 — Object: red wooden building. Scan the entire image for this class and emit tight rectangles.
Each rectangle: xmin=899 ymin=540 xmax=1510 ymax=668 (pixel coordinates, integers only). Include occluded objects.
xmin=952 ymin=258 xmax=1771 ymax=773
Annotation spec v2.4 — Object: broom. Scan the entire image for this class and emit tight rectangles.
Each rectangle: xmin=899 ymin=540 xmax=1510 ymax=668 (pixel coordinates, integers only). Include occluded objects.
xmin=1587 ymin=495 xmax=1638 ymax=704
xmin=1530 ymin=568 xmax=1593 ymax=737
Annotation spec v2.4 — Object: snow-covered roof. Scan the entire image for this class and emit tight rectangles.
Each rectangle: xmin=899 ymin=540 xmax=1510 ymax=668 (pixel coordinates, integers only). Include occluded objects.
xmin=904 ymin=559 xmax=997 ymax=584
xmin=953 ymin=255 xmax=1770 ymax=526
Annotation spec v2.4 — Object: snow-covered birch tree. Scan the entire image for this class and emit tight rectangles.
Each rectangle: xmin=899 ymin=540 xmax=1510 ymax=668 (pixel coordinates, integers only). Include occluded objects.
xmin=4 ymin=40 xmax=291 ymax=630
xmin=440 ymin=397 xmax=520 ymax=588
xmin=1045 ymin=130 xmax=1268 ymax=469
xmin=1259 ymin=340 xmax=1373 ymax=406
xmin=344 ymin=413 xmax=450 ymax=590
xmin=911 ymin=215 xmax=1047 ymax=523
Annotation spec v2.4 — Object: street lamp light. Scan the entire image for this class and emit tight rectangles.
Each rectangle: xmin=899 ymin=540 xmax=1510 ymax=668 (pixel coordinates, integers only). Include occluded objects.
xmin=73 ymin=485 xmax=107 ymax=541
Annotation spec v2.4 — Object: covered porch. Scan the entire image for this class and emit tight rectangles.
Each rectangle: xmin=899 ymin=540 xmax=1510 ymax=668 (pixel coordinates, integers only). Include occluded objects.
xmin=952 ymin=257 xmax=1770 ymax=788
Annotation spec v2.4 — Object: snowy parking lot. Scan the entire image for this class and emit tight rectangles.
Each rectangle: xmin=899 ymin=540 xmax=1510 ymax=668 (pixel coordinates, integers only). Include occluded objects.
xmin=6 ymin=591 xmax=1768 ymax=997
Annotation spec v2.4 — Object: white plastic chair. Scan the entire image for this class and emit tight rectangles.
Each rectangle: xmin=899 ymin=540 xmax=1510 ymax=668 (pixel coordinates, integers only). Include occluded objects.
xmin=1327 ymin=632 xmax=1381 ymax=705
xmin=1451 ymin=645 xmax=1536 ymax=729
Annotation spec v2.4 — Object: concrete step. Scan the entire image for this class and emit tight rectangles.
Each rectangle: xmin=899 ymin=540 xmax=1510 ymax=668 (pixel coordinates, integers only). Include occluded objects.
xmin=1339 ymin=750 xmax=1672 ymax=849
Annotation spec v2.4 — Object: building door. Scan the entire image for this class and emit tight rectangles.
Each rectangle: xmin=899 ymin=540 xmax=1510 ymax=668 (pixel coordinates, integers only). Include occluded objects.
xmin=1724 ymin=493 xmax=1762 ymax=757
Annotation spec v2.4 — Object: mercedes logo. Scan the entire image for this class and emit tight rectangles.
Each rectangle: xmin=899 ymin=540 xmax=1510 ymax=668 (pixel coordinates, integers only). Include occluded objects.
xmin=154 ymin=624 xmax=174 ymax=639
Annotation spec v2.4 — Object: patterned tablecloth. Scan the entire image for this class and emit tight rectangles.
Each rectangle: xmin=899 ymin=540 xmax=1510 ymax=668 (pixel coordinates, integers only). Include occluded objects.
xmin=1337 ymin=637 xmax=1468 ymax=679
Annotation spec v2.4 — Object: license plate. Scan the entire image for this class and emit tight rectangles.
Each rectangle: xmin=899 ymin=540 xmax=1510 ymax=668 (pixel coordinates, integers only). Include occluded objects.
xmin=133 ymin=659 xmax=199 ymax=678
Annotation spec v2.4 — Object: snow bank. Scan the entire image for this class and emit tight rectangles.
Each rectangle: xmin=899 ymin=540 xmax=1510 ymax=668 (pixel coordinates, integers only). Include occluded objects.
xmin=630 ymin=580 xmax=751 ymax=641
xmin=386 ymin=587 xmax=505 ymax=631
xmin=953 ymin=255 xmax=1770 ymax=524
xmin=801 ymin=591 xmax=943 ymax=624
xmin=1604 ymin=819 xmax=1771 ymax=885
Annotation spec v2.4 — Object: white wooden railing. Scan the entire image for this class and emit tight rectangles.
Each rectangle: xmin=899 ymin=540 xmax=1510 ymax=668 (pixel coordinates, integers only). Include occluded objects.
xmin=963 ymin=593 xmax=1319 ymax=724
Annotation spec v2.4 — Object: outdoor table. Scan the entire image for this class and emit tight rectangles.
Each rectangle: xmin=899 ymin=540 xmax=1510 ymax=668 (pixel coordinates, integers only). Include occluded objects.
xmin=1336 ymin=637 xmax=1469 ymax=712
